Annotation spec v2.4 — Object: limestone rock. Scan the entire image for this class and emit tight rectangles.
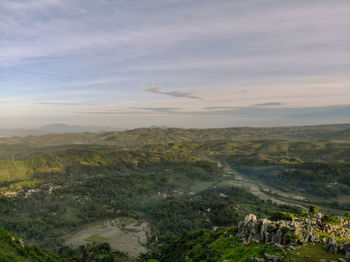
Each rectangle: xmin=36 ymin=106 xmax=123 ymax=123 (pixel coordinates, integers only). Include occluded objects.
xmin=324 ymin=237 xmax=338 ymax=254
xmin=237 ymin=214 xmax=317 ymax=246
xmin=249 ymin=257 xmax=265 ymax=262
xmin=264 ymin=252 xmax=283 ymax=262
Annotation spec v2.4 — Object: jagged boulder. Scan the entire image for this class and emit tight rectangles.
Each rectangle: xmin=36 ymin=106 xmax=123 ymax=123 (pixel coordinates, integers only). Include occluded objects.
xmin=249 ymin=257 xmax=265 ymax=262
xmin=237 ymin=214 xmax=259 ymax=244
xmin=324 ymin=237 xmax=338 ymax=254
xmin=343 ymin=242 xmax=350 ymax=262
xmin=264 ymin=253 xmax=284 ymax=261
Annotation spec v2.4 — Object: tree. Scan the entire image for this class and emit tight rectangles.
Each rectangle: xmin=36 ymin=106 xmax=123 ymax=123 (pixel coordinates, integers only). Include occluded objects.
xmin=343 ymin=212 xmax=350 ymax=221
xmin=308 ymin=205 xmax=319 ymax=215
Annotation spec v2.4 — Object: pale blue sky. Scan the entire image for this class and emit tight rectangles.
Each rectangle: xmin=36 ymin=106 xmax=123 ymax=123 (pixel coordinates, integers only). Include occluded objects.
xmin=0 ymin=0 xmax=349 ymax=128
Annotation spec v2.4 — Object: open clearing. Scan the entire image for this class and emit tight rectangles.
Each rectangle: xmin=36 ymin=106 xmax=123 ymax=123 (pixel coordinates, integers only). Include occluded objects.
xmin=65 ymin=218 xmax=150 ymax=258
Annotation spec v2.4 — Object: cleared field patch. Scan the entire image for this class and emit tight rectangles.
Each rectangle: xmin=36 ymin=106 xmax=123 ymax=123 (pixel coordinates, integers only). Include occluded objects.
xmin=85 ymin=234 xmax=110 ymax=243
xmin=65 ymin=218 xmax=150 ymax=258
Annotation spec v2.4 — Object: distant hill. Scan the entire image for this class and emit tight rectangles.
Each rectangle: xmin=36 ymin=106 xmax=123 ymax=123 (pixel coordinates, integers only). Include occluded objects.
xmin=0 ymin=128 xmax=43 ymax=138
xmin=149 ymin=125 xmax=169 ymax=128
xmin=0 ymin=124 xmax=119 ymax=138
xmin=38 ymin=123 xmax=117 ymax=134
xmin=0 ymin=123 xmax=349 ymax=146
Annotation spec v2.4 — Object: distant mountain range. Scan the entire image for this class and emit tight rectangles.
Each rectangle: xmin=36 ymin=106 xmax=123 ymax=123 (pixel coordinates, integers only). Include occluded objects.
xmin=0 ymin=123 xmax=349 ymax=145
xmin=0 ymin=124 xmax=119 ymax=137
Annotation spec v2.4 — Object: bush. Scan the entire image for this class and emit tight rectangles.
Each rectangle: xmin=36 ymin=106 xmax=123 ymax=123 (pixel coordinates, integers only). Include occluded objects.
xmin=270 ymin=211 xmax=295 ymax=221
xmin=321 ymin=214 xmax=340 ymax=225
xmin=309 ymin=205 xmax=319 ymax=215
xmin=287 ymin=233 xmax=302 ymax=242
xmin=343 ymin=212 xmax=350 ymax=221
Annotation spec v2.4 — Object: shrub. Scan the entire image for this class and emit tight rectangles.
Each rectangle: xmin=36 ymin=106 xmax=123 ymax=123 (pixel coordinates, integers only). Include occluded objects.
xmin=309 ymin=205 xmax=319 ymax=215
xmin=343 ymin=212 xmax=350 ymax=221
xmin=287 ymin=233 xmax=302 ymax=242
xmin=270 ymin=211 xmax=295 ymax=221
xmin=321 ymin=214 xmax=340 ymax=225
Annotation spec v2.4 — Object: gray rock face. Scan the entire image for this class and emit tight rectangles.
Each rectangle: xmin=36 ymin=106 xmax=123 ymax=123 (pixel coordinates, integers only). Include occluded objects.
xmin=238 ymin=213 xmax=350 ymax=259
xmin=237 ymin=214 xmax=317 ymax=246
xmin=249 ymin=257 xmax=265 ymax=262
xmin=324 ymin=237 xmax=338 ymax=254
xmin=343 ymin=242 xmax=350 ymax=262
xmin=264 ymin=253 xmax=283 ymax=262
xmin=323 ymin=238 xmax=350 ymax=260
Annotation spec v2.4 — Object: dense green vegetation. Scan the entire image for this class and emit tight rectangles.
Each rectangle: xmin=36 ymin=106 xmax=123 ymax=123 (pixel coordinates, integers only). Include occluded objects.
xmin=58 ymin=242 xmax=127 ymax=262
xmin=143 ymin=226 xmax=346 ymax=262
xmin=0 ymin=149 xmax=221 ymax=248
xmin=0 ymin=124 xmax=349 ymax=260
xmin=0 ymin=147 xmax=301 ymax=249
xmin=144 ymin=187 xmax=302 ymax=244
xmin=0 ymin=137 xmax=349 ymax=250
xmin=0 ymin=225 xmax=125 ymax=262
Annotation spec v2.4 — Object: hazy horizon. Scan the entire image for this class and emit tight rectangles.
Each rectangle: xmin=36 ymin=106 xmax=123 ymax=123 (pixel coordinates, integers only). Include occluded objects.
xmin=1 ymin=0 xmax=349 ymax=129
xmin=1 ymin=120 xmax=350 ymax=132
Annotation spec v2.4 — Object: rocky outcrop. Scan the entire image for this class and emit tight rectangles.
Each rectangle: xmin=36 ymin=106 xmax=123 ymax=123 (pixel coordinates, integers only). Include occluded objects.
xmin=238 ymin=214 xmax=350 ymax=260
xmin=249 ymin=257 xmax=265 ymax=262
xmin=264 ymin=253 xmax=284 ymax=262
xmin=248 ymin=252 xmax=284 ymax=262
xmin=237 ymin=214 xmax=317 ymax=246
xmin=341 ymin=242 xmax=350 ymax=262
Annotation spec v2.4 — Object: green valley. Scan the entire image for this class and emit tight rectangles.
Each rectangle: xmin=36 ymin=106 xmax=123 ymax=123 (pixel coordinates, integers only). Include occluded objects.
xmin=0 ymin=125 xmax=349 ymax=261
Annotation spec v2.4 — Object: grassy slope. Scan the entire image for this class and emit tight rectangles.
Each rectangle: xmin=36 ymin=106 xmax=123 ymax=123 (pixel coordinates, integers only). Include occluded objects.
xmin=147 ymin=227 xmax=345 ymax=262
xmin=0 ymin=227 xmax=64 ymax=262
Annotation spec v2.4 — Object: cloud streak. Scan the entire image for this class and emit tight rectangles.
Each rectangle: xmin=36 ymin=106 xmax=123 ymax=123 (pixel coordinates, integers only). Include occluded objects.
xmin=144 ymin=86 xmax=202 ymax=100
xmin=203 ymin=106 xmax=237 ymax=110
xmin=129 ymin=107 xmax=180 ymax=113
xmin=253 ymin=102 xmax=283 ymax=107
xmin=0 ymin=98 xmax=14 ymax=103
xmin=35 ymin=101 xmax=94 ymax=106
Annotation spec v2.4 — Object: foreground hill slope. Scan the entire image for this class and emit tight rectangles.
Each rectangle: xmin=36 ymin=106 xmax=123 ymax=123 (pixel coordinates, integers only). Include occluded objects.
xmin=146 ymin=211 xmax=350 ymax=262
xmin=0 ymin=227 xmax=63 ymax=262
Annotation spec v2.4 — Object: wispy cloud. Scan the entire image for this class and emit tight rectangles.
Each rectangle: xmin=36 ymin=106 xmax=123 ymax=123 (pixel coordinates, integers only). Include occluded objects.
xmin=78 ymin=105 xmax=350 ymax=121
xmin=203 ymin=106 xmax=238 ymax=110
xmin=130 ymin=107 xmax=180 ymax=113
xmin=1 ymin=0 xmax=61 ymax=13
xmin=35 ymin=101 xmax=94 ymax=106
xmin=253 ymin=102 xmax=283 ymax=107
xmin=144 ymin=86 xmax=202 ymax=100
xmin=0 ymin=98 xmax=14 ymax=103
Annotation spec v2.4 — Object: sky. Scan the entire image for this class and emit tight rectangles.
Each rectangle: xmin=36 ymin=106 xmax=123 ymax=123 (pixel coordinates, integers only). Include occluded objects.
xmin=0 ymin=0 xmax=349 ymax=129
